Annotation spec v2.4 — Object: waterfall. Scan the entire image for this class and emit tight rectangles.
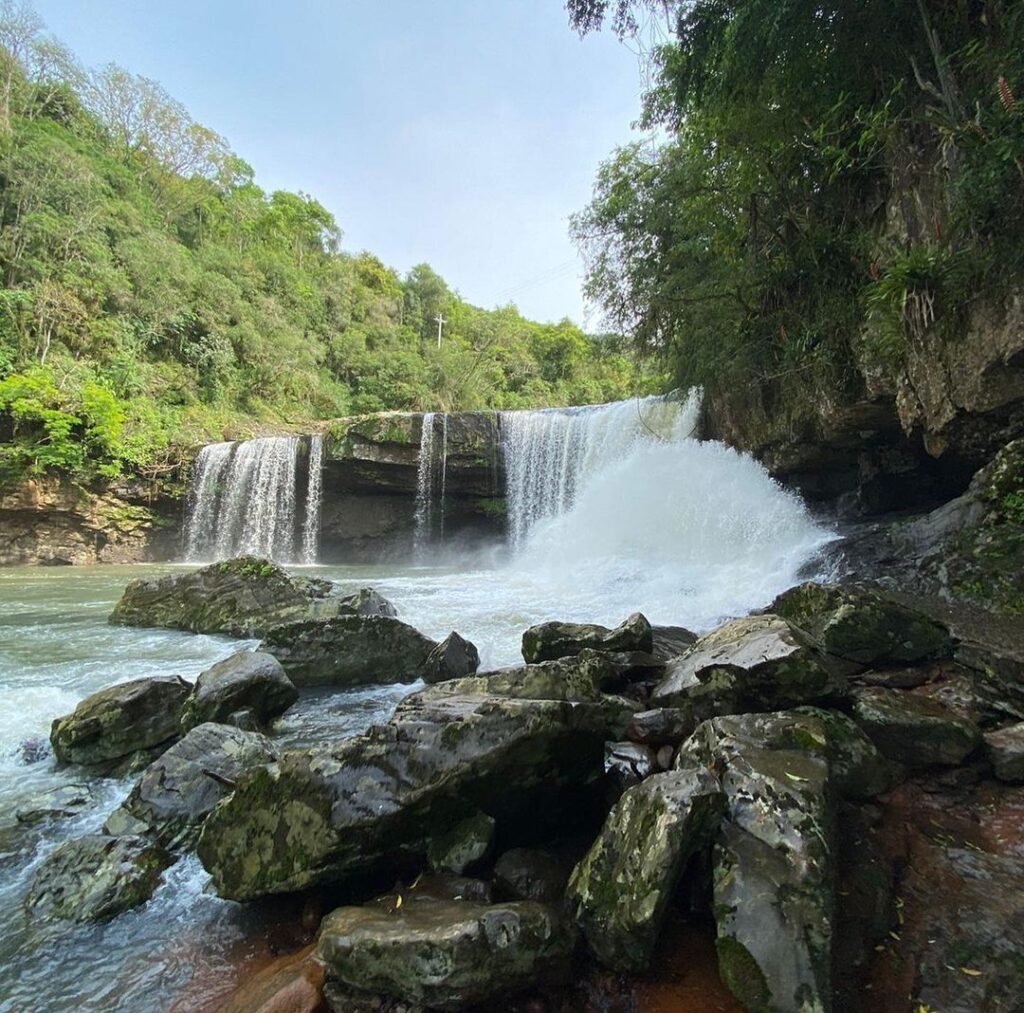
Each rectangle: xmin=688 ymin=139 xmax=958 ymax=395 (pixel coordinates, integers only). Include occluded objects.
xmin=414 ymin=413 xmax=448 ymax=551
xmin=500 ymin=391 xmax=701 ymax=546
xmin=500 ymin=389 xmax=834 ymax=626
xmin=184 ymin=435 xmax=323 ymax=564
xmin=301 ymin=435 xmax=323 ymax=564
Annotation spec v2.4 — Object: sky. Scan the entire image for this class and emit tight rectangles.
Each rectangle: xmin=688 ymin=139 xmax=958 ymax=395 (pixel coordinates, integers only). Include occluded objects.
xmin=32 ymin=0 xmax=645 ymax=326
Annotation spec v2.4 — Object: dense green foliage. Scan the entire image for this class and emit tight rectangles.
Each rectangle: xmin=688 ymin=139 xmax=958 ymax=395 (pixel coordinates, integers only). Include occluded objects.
xmin=568 ymin=1 xmax=1024 ymax=425
xmin=0 ymin=3 xmax=647 ymax=487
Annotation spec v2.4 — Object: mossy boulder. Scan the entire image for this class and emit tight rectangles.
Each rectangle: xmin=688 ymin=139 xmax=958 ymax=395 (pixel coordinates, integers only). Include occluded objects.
xmin=566 ymin=766 xmax=725 ymax=973
xmin=522 ymin=612 xmax=653 ymax=664
xmin=651 ymin=614 xmax=844 ymax=718
xmin=196 ymin=692 xmax=610 ymax=900
xmin=423 ymin=650 xmax=620 ymax=703
xmin=24 ymin=834 xmax=172 ymax=923
xmin=180 ymin=650 xmax=297 ymax=732
xmin=109 ymin=556 xmax=341 ymax=637
xmin=316 ymin=898 xmax=572 ymax=1010
xmin=259 ymin=615 xmax=437 ymax=688
xmin=772 ymin=582 xmax=952 ymax=666
xmin=852 ymin=686 xmax=981 ymax=768
xmin=678 ymin=711 xmax=836 ymax=1013
xmin=104 ymin=722 xmax=277 ymax=848
xmin=50 ymin=676 xmax=191 ymax=767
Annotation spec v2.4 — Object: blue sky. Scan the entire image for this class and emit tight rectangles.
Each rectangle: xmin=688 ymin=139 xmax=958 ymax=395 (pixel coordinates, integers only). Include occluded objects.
xmin=33 ymin=1 xmax=644 ymax=325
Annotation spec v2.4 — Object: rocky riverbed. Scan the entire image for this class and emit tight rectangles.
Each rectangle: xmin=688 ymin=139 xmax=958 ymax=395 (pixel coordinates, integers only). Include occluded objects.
xmin=11 ymin=543 xmax=1024 ymax=1012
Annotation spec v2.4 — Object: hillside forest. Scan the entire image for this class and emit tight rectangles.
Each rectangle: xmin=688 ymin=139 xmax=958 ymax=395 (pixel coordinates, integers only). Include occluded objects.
xmin=0 ymin=2 xmax=651 ymax=488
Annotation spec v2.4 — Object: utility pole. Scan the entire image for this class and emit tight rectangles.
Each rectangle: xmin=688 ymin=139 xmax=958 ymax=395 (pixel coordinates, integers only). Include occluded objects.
xmin=435 ymin=313 xmax=446 ymax=350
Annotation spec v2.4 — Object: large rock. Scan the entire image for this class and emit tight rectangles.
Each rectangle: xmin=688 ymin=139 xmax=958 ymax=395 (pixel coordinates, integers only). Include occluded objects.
xmin=984 ymin=722 xmax=1024 ymax=782
xmin=197 ymin=692 xmax=611 ymax=900
xmin=493 ymin=848 xmax=571 ymax=905
xmin=426 ymin=651 xmax=622 ymax=703
xmin=852 ymin=686 xmax=981 ymax=768
xmin=566 ymin=766 xmax=725 ymax=972
xmin=522 ymin=612 xmax=653 ymax=664
xmin=316 ymin=899 xmax=572 ymax=1010
xmin=651 ymin=614 xmax=844 ymax=718
xmin=24 ymin=834 xmax=172 ymax=923
xmin=793 ymin=706 xmax=896 ymax=799
xmin=260 ymin=615 xmax=437 ymax=687
xmin=772 ymin=583 xmax=952 ymax=666
xmin=109 ymin=556 xmax=345 ymax=637
xmin=50 ymin=676 xmax=190 ymax=767
xmin=180 ymin=650 xmax=297 ymax=732
xmin=678 ymin=711 xmax=836 ymax=1013
xmin=422 ymin=631 xmax=480 ymax=684
xmin=104 ymin=722 xmax=277 ymax=848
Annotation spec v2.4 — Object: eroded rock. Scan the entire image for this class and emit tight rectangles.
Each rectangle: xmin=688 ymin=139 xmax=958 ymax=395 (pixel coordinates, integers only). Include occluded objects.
xmin=105 ymin=722 xmax=277 ymax=848
xmin=16 ymin=783 xmax=97 ymax=825
xmin=50 ymin=676 xmax=190 ymax=767
xmin=567 ymin=766 xmax=725 ymax=973
xmin=180 ymin=650 xmax=297 ymax=732
xmin=260 ymin=615 xmax=437 ymax=687
xmin=24 ymin=834 xmax=172 ymax=922
xmin=678 ymin=711 xmax=836 ymax=1013
xmin=197 ymin=692 xmax=610 ymax=900
xmin=984 ymin=722 xmax=1024 ymax=782
xmin=651 ymin=614 xmax=844 ymax=718
xmin=422 ymin=632 xmax=480 ymax=684
xmin=772 ymin=583 xmax=952 ymax=665
xmin=852 ymin=686 xmax=981 ymax=768
xmin=109 ymin=556 xmax=340 ymax=636
xmin=316 ymin=899 xmax=572 ymax=1010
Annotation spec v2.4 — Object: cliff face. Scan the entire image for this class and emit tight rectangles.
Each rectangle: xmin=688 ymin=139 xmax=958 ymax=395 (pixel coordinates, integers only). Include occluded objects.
xmin=705 ymin=136 xmax=1024 ymax=515
xmin=0 ymin=479 xmax=181 ymax=566
xmin=318 ymin=412 xmax=505 ymax=562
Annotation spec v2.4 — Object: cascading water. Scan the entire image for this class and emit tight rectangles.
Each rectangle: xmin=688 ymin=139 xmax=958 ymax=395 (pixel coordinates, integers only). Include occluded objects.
xmin=184 ymin=435 xmax=322 ymax=564
xmin=301 ymin=435 xmax=323 ymax=565
xmin=500 ymin=392 xmax=701 ymax=546
xmin=413 ymin=412 xmax=448 ymax=552
xmin=494 ymin=390 xmax=835 ymax=634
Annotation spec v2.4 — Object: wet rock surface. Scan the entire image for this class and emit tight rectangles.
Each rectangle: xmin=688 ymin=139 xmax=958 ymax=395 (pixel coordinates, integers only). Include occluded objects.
xmin=772 ymin=582 xmax=952 ymax=665
xmin=108 ymin=556 xmax=341 ymax=636
xmin=105 ymin=722 xmax=277 ymax=848
xmin=522 ymin=612 xmax=653 ymax=664
xmin=24 ymin=833 xmax=172 ymax=922
xmin=180 ymin=650 xmax=298 ymax=731
xmin=50 ymin=675 xmax=191 ymax=766
xmin=567 ymin=766 xmax=725 ymax=973
xmin=679 ymin=712 xmax=836 ymax=1013
xmin=16 ymin=783 xmax=97 ymax=824
xmin=196 ymin=690 xmax=611 ymax=900
xmin=852 ymin=685 xmax=981 ymax=768
xmin=316 ymin=898 xmax=572 ymax=1010
xmin=260 ymin=614 xmax=437 ymax=687
xmin=984 ymin=722 xmax=1024 ymax=782
xmin=651 ymin=614 xmax=844 ymax=717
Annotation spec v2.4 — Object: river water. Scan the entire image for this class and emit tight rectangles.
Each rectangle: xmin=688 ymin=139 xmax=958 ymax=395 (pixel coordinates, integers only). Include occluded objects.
xmin=0 ymin=396 xmax=837 ymax=1011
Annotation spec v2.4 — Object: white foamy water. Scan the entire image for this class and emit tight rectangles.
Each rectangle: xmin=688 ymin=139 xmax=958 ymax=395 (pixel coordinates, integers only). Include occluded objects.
xmin=184 ymin=436 xmax=322 ymax=564
xmin=0 ymin=392 xmax=836 ymax=1011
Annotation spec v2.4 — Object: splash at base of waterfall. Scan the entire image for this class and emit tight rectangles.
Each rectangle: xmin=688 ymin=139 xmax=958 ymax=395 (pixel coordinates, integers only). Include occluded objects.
xmin=183 ymin=435 xmax=322 ymax=564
